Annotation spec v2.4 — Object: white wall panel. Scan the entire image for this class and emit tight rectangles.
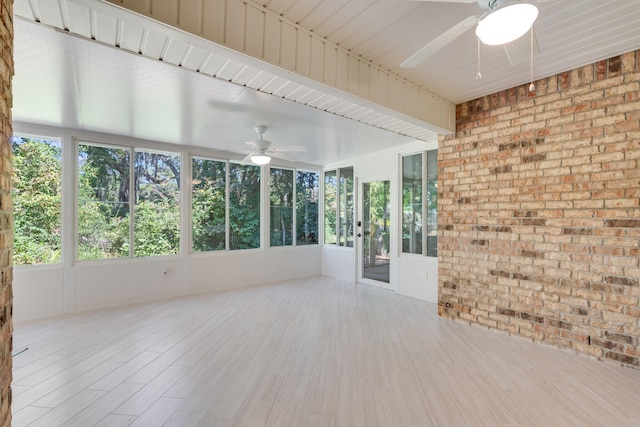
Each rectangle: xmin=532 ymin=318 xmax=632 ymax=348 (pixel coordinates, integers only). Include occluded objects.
xmin=310 ymin=38 xmax=324 ymax=82
xmin=321 ymin=246 xmax=356 ymax=283
xmin=245 ymin=6 xmax=265 ymax=59
xmin=202 ymin=0 xmax=225 ymax=43
xmin=35 ymin=0 xmax=66 ymax=28
xmin=120 ymin=20 xmax=145 ymax=53
xmin=358 ymin=61 xmax=369 ymax=99
xmin=265 ymin=246 xmax=322 ymax=282
xmin=335 ymin=50 xmax=348 ymax=92
xmin=151 ymin=0 xmax=178 ymax=25
xmin=263 ymin=14 xmax=281 ymax=65
xmin=225 ymin=0 xmax=245 ymax=52
xmin=323 ymin=45 xmax=337 ymax=87
xmin=280 ymin=24 xmax=297 ymax=72
xmin=215 ymin=60 xmax=244 ymax=81
xmin=74 ymin=258 xmax=183 ymax=312
xmin=199 ymin=52 xmax=229 ymax=76
xmin=161 ymin=37 xmax=189 ymax=64
xmin=396 ymin=256 xmax=438 ymax=303
xmin=179 ymin=0 xmax=202 ymax=35
xmin=186 ymin=252 xmax=265 ymax=294
xmin=94 ymin=11 xmax=118 ymax=46
xmin=122 ymin=0 xmax=151 ymax=15
xmin=67 ymin=1 xmax=92 ymax=37
xmin=13 ymin=267 xmax=65 ymax=322
xmin=180 ymin=45 xmax=209 ymax=70
xmin=296 ymin=31 xmax=311 ymax=77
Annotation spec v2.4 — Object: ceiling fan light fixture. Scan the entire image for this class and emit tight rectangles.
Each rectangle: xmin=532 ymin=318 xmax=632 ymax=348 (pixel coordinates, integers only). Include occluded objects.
xmin=250 ymin=154 xmax=271 ymax=165
xmin=476 ymin=3 xmax=538 ymax=46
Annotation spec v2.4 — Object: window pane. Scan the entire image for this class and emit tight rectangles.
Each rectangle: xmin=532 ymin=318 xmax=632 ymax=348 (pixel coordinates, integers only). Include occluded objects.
xmin=339 ymin=167 xmax=354 ymax=247
xmin=134 ymin=151 xmax=181 ymax=257
xmin=192 ymin=157 xmax=226 ymax=252
xmin=270 ymin=168 xmax=294 ymax=247
xmin=12 ymin=136 xmax=62 ymax=265
xmin=77 ymin=143 xmax=130 ymax=260
xmin=402 ymin=153 xmax=423 ymax=254
xmin=324 ymin=170 xmax=337 ymax=244
xmin=296 ymin=171 xmax=319 ymax=245
xmin=426 ymin=149 xmax=438 ymax=257
xmin=229 ymin=163 xmax=261 ymax=250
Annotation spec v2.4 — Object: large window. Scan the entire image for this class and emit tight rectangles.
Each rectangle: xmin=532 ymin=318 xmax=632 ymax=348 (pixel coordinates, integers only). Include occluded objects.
xmin=229 ymin=162 xmax=261 ymax=250
xmin=77 ymin=143 xmax=130 ymax=260
xmin=192 ymin=157 xmax=226 ymax=252
xmin=270 ymin=168 xmax=294 ymax=247
xmin=133 ymin=150 xmax=181 ymax=257
xmin=402 ymin=154 xmax=423 ymax=254
xmin=401 ymin=150 xmax=437 ymax=257
xmin=426 ymin=150 xmax=438 ymax=257
xmin=296 ymin=170 xmax=319 ymax=245
xmin=77 ymin=142 xmax=180 ymax=260
xmin=324 ymin=167 xmax=353 ymax=246
xmin=324 ymin=170 xmax=337 ymax=244
xmin=12 ymin=135 xmax=62 ymax=265
xmin=268 ymin=168 xmax=319 ymax=247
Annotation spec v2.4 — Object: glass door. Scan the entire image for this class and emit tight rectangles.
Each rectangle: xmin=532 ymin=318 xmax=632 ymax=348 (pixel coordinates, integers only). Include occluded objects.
xmin=361 ymin=180 xmax=391 ymax=284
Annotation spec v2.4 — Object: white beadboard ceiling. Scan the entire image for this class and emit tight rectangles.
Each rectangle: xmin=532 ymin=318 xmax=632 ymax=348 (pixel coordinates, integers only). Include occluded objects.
xmin=12 ymin=0 xmax=640 ymax=166
xmin=262 ymin=0 xmax=640 ymax=104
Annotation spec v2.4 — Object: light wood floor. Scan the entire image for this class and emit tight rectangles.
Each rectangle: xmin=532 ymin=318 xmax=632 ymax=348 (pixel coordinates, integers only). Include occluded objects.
xmin=11 ymin=276 xmax=640 ymax=426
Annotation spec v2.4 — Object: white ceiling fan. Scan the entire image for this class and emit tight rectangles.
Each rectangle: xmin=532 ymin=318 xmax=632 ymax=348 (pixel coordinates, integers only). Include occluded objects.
xmin=241 ymin=125 xmax=305 ymax=165
xmin=400 ymin=0 xmax=550 ymax=68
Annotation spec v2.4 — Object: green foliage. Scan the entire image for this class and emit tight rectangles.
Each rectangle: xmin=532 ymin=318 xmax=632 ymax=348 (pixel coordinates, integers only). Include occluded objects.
xmin=229 ymin=163 xmax=261 ymax=250
xmin=77 ymin=144 xmax=181 ymax=259
xmin=270 ymin=168 xmax=294 ymax=247
xmin=324 ymin=171 xmax=337 ymax=244
xmin=191 ymin=158 xmax=226 ymax=252
xmin=134 ymin=151 xmax=181 ymax=256
xmin=296 ymin=171 xmax=318 ymax=245
xmin=134 ymin=200 xmax=180 ymax=256
xmin=77 ymin=144 xmax=131 ymax=260
xmin=77 ymin=201 xmax=129 ymax=260
xmin=12 ymin=137 xmax=62 ymax=265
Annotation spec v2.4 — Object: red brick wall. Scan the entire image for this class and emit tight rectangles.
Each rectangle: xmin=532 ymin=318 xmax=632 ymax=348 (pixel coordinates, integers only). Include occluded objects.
xmin=438 ymin=49 xmax=640 ymax=367
xmin=0 ymin=0 xmax=12 ymax=424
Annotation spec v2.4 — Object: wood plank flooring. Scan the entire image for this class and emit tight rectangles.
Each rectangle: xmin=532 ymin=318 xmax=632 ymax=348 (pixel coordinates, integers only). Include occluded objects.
xmin=11 ymin=276 xmax=640 ymax=426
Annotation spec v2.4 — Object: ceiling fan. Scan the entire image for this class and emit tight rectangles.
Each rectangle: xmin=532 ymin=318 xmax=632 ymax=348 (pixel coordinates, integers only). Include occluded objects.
xmin=241 ymin=125 xmax=305 ymax=165
xmin=400 ymin=0 xmax=550 ymax=68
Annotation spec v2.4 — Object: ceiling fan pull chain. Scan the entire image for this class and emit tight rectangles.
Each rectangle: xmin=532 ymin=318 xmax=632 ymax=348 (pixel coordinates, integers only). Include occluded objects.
xmin=476 ymin=36 xmax=482 ymax=80
xmin=529 ymin=27 xmax=535 ymax=92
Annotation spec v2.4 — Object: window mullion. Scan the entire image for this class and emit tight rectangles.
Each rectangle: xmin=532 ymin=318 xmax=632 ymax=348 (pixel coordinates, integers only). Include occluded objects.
xmin=225 ymin=160 xmax=230 ymax=251
xmin=129 ymin=147 xmax=135 ymax=258
xmin=293 ymin=170 xmax=297 ymax=246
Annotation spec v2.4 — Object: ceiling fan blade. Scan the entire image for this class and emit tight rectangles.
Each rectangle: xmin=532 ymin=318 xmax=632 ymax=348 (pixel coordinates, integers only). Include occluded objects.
xmin=244 ymin=140 xmax=260 ymax=149
xmin=270 ymin=145 xmax=306 ymax=153
xmin=400 ymin=14 xmax=480 ymax=68
xmin=242 ymin=152 xmax=254 ymax=162
xmin=503 ymin=27 xmax=540 ymax=66
xmin=270 ymin=152 xmax=297 ymax=162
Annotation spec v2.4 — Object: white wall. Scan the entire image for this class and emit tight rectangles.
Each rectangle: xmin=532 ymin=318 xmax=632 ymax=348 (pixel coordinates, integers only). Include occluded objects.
xmin=321 ymin=246 xmax=355 ymax=283
xmin=322 ymin=139 xmax=439 ymax=303
xmin=12 ymin=123 xmax=322 ymax=322
xmin=14 ymin=246 xmax=322 ymax=322
xmin=12 ymin=123 xmax=438 ymax=322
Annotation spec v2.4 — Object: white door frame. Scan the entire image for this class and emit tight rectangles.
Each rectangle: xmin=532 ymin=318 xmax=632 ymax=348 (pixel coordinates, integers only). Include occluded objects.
xmin=356 ymin=173 xmax=396 ymax=290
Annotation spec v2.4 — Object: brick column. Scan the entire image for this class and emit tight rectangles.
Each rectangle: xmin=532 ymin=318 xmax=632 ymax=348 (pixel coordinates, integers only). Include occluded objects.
xmin=0 ymin=0 xmax=13 ymax=425
xmin=439 ymin=50 xmax=640 ymax=367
